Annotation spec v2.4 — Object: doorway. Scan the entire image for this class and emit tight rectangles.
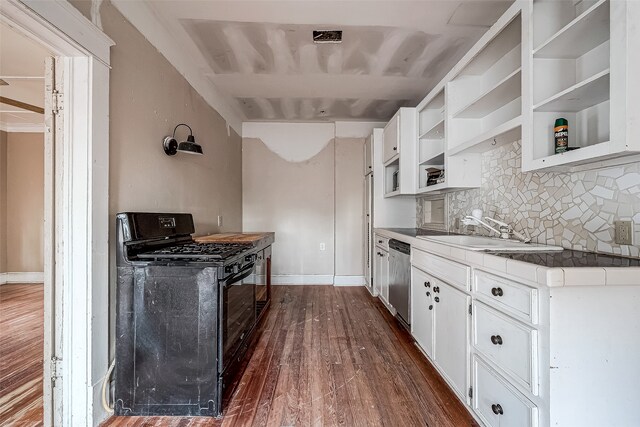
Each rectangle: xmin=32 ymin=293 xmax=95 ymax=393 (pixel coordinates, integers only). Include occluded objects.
xmin=0 ymin=21 xmax=49 ymax=425
xmin=0 ymin=1 xmax=113 ymax=425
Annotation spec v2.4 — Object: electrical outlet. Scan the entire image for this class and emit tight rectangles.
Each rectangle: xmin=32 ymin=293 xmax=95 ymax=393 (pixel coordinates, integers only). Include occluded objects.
xmin=319 ymin=242 xmax=326 ymax=251
xmin=614 ymin=220 xmax=633 ymax=245
xmin=217 ymin=215 xmax=223 ymax=227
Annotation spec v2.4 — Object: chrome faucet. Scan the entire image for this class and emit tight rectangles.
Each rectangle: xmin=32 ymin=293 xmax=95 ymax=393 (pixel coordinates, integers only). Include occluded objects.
xmin=483 ymin=217 xmax=531 ymax=243
xmin=462 ymin=215 xmax=531 ymax=243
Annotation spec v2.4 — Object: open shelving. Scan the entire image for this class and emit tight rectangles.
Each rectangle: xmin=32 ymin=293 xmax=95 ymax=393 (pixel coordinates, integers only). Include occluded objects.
xmin=416 ymin=88 xmax=447 ymax=193
xmin=521 ymin=0 xmax=639 ymax=171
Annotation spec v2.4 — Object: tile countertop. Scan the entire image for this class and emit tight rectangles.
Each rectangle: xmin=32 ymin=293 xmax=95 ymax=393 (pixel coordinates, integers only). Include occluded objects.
xmin=374 ymin=228 xmax=640 ymax=288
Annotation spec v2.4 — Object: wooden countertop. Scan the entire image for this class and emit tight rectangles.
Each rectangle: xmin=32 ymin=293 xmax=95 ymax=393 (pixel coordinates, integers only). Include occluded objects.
xmin=194 ymin=232 xmax=274 ymax=244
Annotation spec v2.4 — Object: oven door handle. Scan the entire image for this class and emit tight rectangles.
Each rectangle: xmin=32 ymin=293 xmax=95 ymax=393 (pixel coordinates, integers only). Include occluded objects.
xmin=223 ymin=262 xmax=255 ymax=287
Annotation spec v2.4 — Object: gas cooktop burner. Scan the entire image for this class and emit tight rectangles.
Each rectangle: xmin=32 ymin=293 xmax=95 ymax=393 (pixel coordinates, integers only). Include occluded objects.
xmin=137 ymin=242 xmax=251 ymax=261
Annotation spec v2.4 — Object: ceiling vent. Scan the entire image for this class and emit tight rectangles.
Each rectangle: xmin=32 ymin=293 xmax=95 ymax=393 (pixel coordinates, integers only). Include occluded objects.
xmin=313 ymin=30 xmax=342 ymax=44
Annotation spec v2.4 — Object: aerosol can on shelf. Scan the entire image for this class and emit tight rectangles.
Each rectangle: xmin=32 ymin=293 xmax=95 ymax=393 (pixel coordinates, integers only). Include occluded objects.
xmin=554 ymin=118 xmax=568 ymax=154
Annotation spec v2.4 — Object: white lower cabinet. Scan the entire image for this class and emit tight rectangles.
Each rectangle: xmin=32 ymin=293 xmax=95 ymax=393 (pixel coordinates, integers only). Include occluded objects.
xmin=434 ymin=279 xmax=470 ymax=400
xmin=411 ymin=267 xmax=434 ymax=358
xmin=374 ymin=247 xmax=389 ymax=304
xmin=473 ymin=355 xmax=538 ymax=427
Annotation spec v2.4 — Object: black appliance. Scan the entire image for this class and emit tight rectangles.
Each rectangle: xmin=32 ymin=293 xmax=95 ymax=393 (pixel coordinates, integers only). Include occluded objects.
xmin=114 ymin=212 xmax=259 ymax=417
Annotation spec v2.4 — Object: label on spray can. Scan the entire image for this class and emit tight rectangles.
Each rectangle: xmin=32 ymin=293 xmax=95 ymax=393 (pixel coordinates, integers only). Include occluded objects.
xmin=554 ymin=118 xmax=568 ymax=154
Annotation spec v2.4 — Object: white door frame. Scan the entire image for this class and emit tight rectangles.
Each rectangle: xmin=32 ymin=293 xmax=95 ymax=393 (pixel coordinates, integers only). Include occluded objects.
xmin=0 ymin=1 xmax=113 ymax=426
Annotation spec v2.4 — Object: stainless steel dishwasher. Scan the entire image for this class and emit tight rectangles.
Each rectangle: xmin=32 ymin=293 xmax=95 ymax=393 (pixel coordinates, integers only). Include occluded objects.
xmin=388 ymin=239 xmax=411 ymax=327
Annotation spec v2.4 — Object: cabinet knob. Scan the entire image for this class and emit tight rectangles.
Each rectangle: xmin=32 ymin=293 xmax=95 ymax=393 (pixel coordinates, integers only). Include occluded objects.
xmin=393 ymin=147 xmax=397 ymax=151
xmin=433 ymin=286 xmax=440 ymax=293
xmin=426 ymin=292 xmax=430 ymax=296
xmin=424 ymin=281 xmax=430 ymax=288
xmin=378 ymin=240 xmax=383 ymax=243
xmin=491 ymin=287 xmax=504 ymax=297
xmin=491 ymin=404 xmax=504 ymax=415
xmin=490 ymin=335 xmax=503 ymax=345
xmin=428 ymin=305 xmax=433 ymax=310
xmin=434 ymin=297 xmax=440 ymax=303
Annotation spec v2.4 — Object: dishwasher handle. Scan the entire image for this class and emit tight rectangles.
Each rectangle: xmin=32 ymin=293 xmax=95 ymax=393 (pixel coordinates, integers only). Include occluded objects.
xmin=389 ymin=239 xmax=410 ymax=254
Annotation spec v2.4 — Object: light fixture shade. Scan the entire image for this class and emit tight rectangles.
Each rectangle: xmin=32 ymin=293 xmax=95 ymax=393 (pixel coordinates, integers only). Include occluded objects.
xmin=178 ymin=134 xmax=203 ymax=155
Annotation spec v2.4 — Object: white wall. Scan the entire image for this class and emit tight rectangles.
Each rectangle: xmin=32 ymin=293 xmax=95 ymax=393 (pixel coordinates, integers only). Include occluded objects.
xmin=243 ymin=122 xmax=376 ymax=285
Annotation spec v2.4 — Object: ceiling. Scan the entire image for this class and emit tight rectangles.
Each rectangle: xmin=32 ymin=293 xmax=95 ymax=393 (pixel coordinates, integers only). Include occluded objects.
xmin=116 ymin=0 xmax=513 ymax=122
xmin=0 ymin=22 xmax=51 ymax=132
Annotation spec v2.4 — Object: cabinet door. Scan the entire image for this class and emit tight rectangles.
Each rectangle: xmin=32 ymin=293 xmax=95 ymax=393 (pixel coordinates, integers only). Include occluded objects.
xmin=373 ymin=249 xmax=383 ymax=297
xmin=381 ymin=250 xmax=389 ymax=303
xmin=411 ymin=267 xmax=434 ymax=359
xmin=364 ymin=135 xmax=373 ymax=175
xmin=434 ymin=279 xmax=470 ymax=400
xmin=382 ymin=113 xmax=399 ymax=163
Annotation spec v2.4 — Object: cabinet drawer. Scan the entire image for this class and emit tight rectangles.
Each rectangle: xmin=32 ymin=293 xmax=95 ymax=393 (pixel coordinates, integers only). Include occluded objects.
xmin=374 ymin=235 xmax=389 ymax=251
xmin=473 ymin=302 xmax=538 ymax=395
xmin=412 ymin=250 xmax=470 ymax=291
xmin=473 ymin=356 xmax=538 ymax=427
xmin=474 ymin=271 xmax=538 ymax=324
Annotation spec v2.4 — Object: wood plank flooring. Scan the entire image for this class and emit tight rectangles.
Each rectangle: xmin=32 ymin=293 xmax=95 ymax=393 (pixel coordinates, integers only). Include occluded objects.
xmin=104 ymin=286 xmax=477 ymax=427
xmin=0 ymin=284 xmax=44 ymax=426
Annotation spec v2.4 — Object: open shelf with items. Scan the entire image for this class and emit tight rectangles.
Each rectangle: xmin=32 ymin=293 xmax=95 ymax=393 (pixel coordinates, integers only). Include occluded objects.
xmin=446 ymin=9 xmax=523 ymax=156
xmin=522 ymin=0 xmax=639 ymax=171
xmin=416 ymin=88 xmax=447 ymax=193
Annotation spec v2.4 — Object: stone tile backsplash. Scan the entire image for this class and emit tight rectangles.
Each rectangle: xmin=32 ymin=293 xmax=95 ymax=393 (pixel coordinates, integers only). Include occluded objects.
xmin=417 ymin=141 xmax=640 ymax=258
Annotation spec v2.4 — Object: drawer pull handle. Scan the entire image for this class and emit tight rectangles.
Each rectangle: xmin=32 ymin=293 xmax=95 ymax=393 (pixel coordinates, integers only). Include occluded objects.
xmin=434 ymin=297 xmax=440 ymax=303
xmin=434 ymin=286 xmax=440 ymax=293
xmin=428 ymin=305 xmax=433 ymax=310
xmin=424 ymin=281 xmax=430 ymax=288
xmin=490 ymin=335 xmax=503 ymax=345
xmin=491 ymin=287 xmax=504 ymax=297
xmin=491 ymin=404 xmax=504 ymax=415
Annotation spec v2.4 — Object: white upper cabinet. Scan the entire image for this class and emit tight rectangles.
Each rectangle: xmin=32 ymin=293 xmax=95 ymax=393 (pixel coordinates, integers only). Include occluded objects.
xmin=382 ymin=108 xmax=418 ymax=196
xmin=382 ymin=112 xmax=400 ymax=163
xmin=522 ymin=0 xmax=640 ymax=171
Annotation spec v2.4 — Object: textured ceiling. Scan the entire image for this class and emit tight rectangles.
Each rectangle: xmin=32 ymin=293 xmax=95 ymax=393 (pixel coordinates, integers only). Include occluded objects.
xmin=131 ymin=1 xmax=513 ymax=122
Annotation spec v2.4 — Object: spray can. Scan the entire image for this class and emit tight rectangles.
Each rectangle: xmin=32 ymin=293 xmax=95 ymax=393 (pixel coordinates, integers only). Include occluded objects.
xmin=554 ymin=118 xmax=568 ymax=154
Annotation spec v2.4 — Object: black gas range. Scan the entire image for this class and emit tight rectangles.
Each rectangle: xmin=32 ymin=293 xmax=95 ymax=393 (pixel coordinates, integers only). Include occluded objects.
xmin=114 ymin=212 xmax=264 ymax=417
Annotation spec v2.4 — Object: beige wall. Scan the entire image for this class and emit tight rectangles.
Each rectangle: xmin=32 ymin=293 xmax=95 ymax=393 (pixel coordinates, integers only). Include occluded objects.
xmin=243 ymin=125 xmax=366 ymax=282
xmin=0 ymin=130 xmax=7 ymax=273
xmin=69 ymin=0 xmax=242 ymax=235
xmin=69 ymin=0 xmax=243 ymax=353
xmin=243 ymin=138 xmax=336 ymax=279
xmin=4 ymin=132 xmax=45 ymax=273
xmin=335 ymin=138 xmax=365 ymax=277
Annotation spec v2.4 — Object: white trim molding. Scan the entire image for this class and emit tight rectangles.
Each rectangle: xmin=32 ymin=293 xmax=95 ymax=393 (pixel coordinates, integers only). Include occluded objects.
xmin=0 ymin=122 xmax=45 ymax=133
xmin=271 ymin=275 xmax=367 ymax=286
xmin=333 ymin=275 xmax=366 ymax=286
xmin=0 ymin=272 xmax=45 ymax=284
xmin=1 ymin=2 xmax=112 ymax=427
xmin=18 ymin=0 xmax=114 ymax=65
xmin=272 ymin=275 xmax=335 ymax=285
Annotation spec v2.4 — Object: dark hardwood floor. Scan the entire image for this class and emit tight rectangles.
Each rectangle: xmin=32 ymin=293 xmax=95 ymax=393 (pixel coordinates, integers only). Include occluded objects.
xmin=0 ymin=284 xmax=44 ymax=426
xmin=104 ymin=285 xmax=477 ymax=427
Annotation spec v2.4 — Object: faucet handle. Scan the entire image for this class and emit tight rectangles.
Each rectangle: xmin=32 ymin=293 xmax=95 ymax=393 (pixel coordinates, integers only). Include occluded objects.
xmin=484 ymin=217 xmax=510 ymax=229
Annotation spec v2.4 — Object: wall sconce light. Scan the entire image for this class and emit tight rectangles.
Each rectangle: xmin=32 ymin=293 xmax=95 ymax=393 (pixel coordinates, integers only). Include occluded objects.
xmin=163 ymin=123 xmax=204 ymax=156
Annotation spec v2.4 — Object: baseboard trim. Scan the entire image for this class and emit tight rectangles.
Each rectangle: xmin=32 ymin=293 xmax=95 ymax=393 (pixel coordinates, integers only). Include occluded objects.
xmin=333 ymin=275 xmax=366 ymax=286
xmin=272 ymin=275 xmax=335 ymax=285
xmin=0 ymin=272 xmax=44 ymax=284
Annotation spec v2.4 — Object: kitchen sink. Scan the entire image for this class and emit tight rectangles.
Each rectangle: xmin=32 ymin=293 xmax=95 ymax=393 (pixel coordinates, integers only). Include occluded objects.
xmin=418 ymin=235 xmax=564 ymax=252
